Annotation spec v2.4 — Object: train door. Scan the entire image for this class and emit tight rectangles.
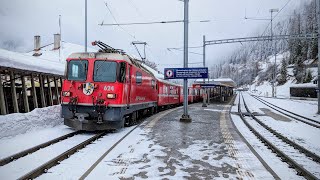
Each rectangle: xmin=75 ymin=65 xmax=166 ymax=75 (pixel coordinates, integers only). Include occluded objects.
xmin=127 ymin=64 xmax=132 ymax=108
xmin=166 ymin=86 xmax=169 ymax=105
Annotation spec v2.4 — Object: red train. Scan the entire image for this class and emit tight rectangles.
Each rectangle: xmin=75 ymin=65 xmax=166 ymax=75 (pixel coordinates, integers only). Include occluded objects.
xmin=61 ymin=41 xmax=202 ymax=131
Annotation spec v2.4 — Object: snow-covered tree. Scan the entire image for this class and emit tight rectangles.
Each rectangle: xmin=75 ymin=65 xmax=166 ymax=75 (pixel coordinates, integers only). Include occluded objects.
xmin=278 ymin=59 xmax=287 ymax=85
xmin=304 ymin=69 xmax=313 ymax=83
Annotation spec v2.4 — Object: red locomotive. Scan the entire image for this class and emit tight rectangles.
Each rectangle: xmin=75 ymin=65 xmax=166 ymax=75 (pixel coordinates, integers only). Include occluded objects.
xmin=61 ymin=41 xmax=201 ymax=131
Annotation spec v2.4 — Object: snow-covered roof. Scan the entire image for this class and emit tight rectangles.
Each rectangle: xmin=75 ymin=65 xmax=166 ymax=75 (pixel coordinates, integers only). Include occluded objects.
xmin=26 ymin=42 xmax=97 ymax=62
xmin=141 ymin=63 xmax=164 ymax=79
xmin=0 ymin=48 xmax=65 ymax=75
xmin=290 ymin=83 xmax=317 ymax=88
xmin=214 ymin=78 xmax=235 ymax=82
xmin=0 ymin=42 xmax=97 ymax=76
xmin=194 ymin=78 xmax=236 ymax=87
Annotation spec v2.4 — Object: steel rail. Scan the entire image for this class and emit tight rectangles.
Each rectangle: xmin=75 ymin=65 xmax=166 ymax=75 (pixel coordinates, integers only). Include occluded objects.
xmin=79 ymin=124 xmax=142 ymax=179
xmin=250 ymin=95 xmax=320 ymax=128
xmin=241 ymin=94 xmax=320 ymax=163
xmin=18 ymin=132 xmax=106 ymax=180
xmin=0 ymin=131 xmax=81 ymax=166
xmin=251 ymin=94 xmax=319 ymax=125
xmin=237 ymin=93 xmax=317 ymax=180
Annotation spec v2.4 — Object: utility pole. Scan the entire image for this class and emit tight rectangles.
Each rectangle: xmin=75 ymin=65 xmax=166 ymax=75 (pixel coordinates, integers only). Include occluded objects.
xmin=317 ymin=0 xmax=320 ymax=114
xmin=85 ymin=0 xmax=88 ymax=52
xmin=202 ymin=35 xmax=207 ymax=107
xmin=180 ymin=0 xmax=191 ymax=122
xmin=59 ymin=15 xmax=62 ymax=62
xmin=270 ymin=8 xmax=279 ymax=98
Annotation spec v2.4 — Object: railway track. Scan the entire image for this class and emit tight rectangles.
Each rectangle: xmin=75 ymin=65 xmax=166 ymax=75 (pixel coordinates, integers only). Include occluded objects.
xmin=18 ymin=132 xmax=106 ymax=180
xmin=238 ymin=93 xmax=320 ymax=179
xmin=16 ymin=122 xmax=145 ymax=180
xmin=0 ymin=105 xmax=180 ymax=179
xmin=0 ymin=131 xmax=82 ymax=166
xmin=250 ymin=94 xmax=320 ymax=129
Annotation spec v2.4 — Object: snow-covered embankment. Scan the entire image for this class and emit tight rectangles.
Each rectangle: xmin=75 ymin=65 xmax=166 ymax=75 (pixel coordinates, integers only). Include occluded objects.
xmin=0 ymin=105 xmax=63 ymax=138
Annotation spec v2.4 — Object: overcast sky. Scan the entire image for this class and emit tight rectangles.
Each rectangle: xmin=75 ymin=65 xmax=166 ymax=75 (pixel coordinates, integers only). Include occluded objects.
xmin=0 ymin=0 xmax=310 ymax=70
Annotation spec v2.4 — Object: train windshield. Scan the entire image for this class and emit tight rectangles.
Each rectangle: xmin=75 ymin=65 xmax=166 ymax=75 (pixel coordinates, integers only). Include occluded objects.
xmin=67 ymin=60 xmax=88 ymax=81
xmin=94 ymin=61 xmax=117 ymax=82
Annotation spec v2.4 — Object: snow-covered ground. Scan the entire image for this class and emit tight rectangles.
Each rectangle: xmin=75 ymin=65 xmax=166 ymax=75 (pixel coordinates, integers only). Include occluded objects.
xmin=250 ymin=78 xmax=317 ymax=99
xmin=257 ymin=95 xmax=319 ymax=120
xmin=249 ymin=51 xmax=318 ymax=99
xmin=0 ymin=103 xmax=274 ymax=179
xmin=231 ymin=92 xmax=320 ymax=179
xmin=0 ymin=105 xmax=63 ymax=139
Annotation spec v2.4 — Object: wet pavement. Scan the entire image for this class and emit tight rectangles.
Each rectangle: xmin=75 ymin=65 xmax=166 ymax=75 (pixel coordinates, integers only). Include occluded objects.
xmin=86 ymin=99 xmax=275 ymax=179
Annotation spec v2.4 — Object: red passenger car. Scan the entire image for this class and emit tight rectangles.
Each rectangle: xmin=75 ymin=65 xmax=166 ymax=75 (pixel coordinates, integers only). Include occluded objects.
xmin=157 ymin=79 xmax=180 ymax=109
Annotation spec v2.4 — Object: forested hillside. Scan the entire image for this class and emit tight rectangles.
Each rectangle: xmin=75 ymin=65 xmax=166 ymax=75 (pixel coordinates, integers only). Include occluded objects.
xmin=211 ymin=1 xmax=317 ymax=86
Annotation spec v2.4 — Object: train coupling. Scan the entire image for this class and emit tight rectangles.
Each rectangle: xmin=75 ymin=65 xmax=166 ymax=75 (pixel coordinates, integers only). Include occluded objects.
xmin=75 ymin=113 xmax=89 ymax=122
xmin=97 ymin=115 xmax=103 ymax=124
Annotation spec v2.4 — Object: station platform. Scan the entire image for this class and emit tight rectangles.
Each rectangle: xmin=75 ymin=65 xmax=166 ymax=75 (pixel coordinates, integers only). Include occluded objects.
xmin=85 ymin=97 xmax=276 ymax=179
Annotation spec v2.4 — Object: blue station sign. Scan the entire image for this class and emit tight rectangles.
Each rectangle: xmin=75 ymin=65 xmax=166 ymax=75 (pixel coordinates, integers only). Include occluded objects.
xmin=164 ymin=68 xmax=208 ymax=79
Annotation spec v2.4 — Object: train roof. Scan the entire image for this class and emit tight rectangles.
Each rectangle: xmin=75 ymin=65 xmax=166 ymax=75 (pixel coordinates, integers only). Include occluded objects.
xmin=68 ymin=52 xmax=155 ymax=77
xmin=156 ymin=78 xmax=182 ymax=87
xmin=68 ymin=52 xmax=132 ymax=63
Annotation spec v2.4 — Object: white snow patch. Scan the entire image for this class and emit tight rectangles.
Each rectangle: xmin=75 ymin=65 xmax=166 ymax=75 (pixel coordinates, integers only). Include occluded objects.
xmin=0 ymin=105 xmax=63 ymax=138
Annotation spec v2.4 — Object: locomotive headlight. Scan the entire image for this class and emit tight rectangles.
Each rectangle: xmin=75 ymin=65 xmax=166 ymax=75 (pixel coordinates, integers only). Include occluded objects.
xmin=107 ymin=93 xmax=116 ymax=99
xmin=62 ymin=91 xmax=71 ymax=97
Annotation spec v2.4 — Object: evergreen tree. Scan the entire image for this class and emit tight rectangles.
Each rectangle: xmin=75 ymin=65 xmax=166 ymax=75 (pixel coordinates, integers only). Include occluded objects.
xmin=304 ymin=69 xmax=313 ymax=83
xmin=278 ymin=59 xmax=287 ymax=85
xmin=293 ymin=56 xmax=305 ymax=83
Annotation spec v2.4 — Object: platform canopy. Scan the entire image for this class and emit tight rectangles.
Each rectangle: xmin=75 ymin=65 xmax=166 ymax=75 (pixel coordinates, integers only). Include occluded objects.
xmin=194 ymin=78 xmax=236 ymax=88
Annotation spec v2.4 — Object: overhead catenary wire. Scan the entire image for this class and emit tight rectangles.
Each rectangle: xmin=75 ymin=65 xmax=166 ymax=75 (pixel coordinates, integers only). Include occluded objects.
xmin=100 ymin=0 xmax=161 ymax=64
xmin=157 ymin=62 xmax=203 ymax=66
xmin=99 ymin=20 xmax=210 ymax=26
xmin=126 ymin=0 xmax=145 ymax=19
xmin=102 ymin=1 xmax=137 ymax=40
xmin=260 ymin=0 xmax=292 ymax=36
xmin=167 ymin=48 xmax=203 ymax=55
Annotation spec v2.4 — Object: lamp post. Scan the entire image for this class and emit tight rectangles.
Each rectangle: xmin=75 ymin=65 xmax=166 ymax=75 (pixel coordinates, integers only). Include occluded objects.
xmin=85 ymin=0 xmax=88 ymax=52
xmin=180 ymin=0 xmax=192 ymax=122
xmin=202 ymin=35 xmax=207 ymax=107
xmin=317 ymin=0 xmax=320 ymax=114
xmin=270 ymin=8 xmax=279 ymax=98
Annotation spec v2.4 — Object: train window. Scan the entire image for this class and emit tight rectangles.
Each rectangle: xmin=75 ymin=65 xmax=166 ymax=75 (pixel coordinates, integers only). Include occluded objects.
xmin=94 ymin=61 xmax=117 ymax=82
xmin=118 ymin=62 xmax=126 ymax=83
xmin=67 ymin=60 xmax=88 ymax=81
xmin=136 ymin=72 xmax=142 ymax=84
xmin=151 ymin=79 xmax=156 ymax=89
